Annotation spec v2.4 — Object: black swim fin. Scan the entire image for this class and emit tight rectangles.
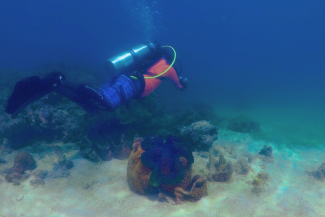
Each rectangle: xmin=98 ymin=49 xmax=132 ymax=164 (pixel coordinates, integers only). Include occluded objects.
xmin=5 ymin=72 xmax=65 ymax=118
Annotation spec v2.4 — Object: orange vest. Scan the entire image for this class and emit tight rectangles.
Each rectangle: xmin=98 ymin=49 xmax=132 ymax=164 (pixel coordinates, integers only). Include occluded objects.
xmin=141 ymin=58 xmax=183 ymax=97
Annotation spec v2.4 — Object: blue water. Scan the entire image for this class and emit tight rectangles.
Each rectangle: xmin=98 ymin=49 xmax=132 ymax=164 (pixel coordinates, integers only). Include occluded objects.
xmin=1 ymin=0 xmax=325 ymax=147
xmin=1 ymin=1 xmax=325 ymax=216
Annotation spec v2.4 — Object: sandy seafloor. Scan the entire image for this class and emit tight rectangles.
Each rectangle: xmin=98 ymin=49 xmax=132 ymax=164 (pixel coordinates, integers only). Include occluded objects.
xmin=1 ymin=128 xmax=324 ymax=217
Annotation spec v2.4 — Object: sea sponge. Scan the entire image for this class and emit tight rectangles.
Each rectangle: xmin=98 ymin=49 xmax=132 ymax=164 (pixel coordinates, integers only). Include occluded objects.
xmin=127 ymin=135 xmax=193 ymax=196
xmin=141 ymin=135 xmax=194 ymax=187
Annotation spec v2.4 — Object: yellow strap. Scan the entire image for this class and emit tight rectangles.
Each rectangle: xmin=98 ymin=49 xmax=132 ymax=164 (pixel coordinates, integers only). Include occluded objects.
xmin=144 ymin=45 xmax=176 ymax=79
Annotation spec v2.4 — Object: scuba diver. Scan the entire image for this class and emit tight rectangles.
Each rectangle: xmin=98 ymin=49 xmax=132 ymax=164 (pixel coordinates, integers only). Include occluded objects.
xmin=5 ymin=41 xmax=188 ymax=118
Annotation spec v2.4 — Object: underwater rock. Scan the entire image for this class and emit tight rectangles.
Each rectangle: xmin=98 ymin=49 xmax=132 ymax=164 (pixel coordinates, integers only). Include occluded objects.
xmin=259 ymin=145 xmax=273 ymax=157
xmin=0 ymin=96 xmax=86 ymax=150
xmin=214 ymin=144 xmax=237 ymax=159
xmin=13 ymin=152 xmax=37 ymax=174
xmin=84 ymin=116 xmax=134 ymax=161
xmin=111 ymin=133 xmax=132 ymax=160
xmin=127 ymin=135 xmax=194 ymax=201
xmin=234 ymin=157 xmax=251 ymax=176
xmin=211 ymin=164 xmax=233 ymax=182
xmin=243 ymin=153 xmax=254 ymax=163
xmin=30 ymin=179 xmax=45 ymax=187
xmin=87 ymin=117 xmax=133 ymax=160
xmin=258 ymin=145 xmax=274 ymax=163
xmin=78 ymin=137 xmax=102 ymax=163
xmin=33 ymin=169 xmax=48 ymax=179
xmin=208 ymin=147 xmax=233 ymax=182
xmin=48 ymin=169 xmax=70 ymax=179
xmin=251 ymin=186 xmax=263 ymax=196
xmin=178 ymin=120 xmax=218 ymax=151
xmin=200 ymin=152 xmax=209 ymax=159
xmin=5 ymin=171 xmax=30 ymax=186
xmin=227 ymin=115 xmax=260 ymax=133
xmin=57 ymin=160 xmax=74 ymax=170
xmin=252 ymin=171 xmax=270 ymax=186
xmin=53 ymin=145 xmax=66 ymax=162
xmin=251 ymin=171 xmax=270 ymax=196
xmin=0 ymin=158 xmax=7 ymax=164
xmin=4 ymin=152 xmax=36 ymax=185
xmin=308 ymin=163 xmax=325 ymax=181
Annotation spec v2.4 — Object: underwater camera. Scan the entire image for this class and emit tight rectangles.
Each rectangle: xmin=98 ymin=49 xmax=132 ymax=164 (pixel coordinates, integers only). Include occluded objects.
xmin=105 ymin=41 xmax=161 ymax=77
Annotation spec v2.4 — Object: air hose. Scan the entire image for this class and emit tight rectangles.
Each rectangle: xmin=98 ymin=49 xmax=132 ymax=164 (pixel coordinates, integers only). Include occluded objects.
xmin=130 ymin=45 xmax=176 ymax=80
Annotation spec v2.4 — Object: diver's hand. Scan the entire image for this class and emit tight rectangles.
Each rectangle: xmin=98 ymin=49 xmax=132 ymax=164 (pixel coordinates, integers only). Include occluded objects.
xmin=179 ymin=77 xmax=188 ymax=90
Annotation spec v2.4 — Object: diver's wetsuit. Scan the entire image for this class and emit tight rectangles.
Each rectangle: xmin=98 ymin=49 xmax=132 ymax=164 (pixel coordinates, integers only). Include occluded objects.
xmin=5 ymin=57 xmax=185 ymax=118
xmin=75 ymin=57 xmax=184 ymax=112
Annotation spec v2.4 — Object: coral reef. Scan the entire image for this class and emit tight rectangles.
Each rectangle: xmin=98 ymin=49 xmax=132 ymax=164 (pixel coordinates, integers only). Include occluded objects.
xmin=127 ymin=135 xmax=206 ymax=204
xmin=208 ymin=147 xmax=233 ymax=182
xmin=227 ymin=115 xmax=260 ymax=133
xmin=178 ymin=120 xmax=218 ymax=151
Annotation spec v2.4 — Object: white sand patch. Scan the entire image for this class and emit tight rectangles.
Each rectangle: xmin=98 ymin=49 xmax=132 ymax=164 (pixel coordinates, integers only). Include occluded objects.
xmin=1 ymin=130 xmax=325 ymax=217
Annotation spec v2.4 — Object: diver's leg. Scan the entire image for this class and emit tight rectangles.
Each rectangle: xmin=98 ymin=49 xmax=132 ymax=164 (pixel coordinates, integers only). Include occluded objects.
xmin=97 ymin=73 xmax=145 ymax=111
xmin=56 ymin=80 xmax=112 ymax=112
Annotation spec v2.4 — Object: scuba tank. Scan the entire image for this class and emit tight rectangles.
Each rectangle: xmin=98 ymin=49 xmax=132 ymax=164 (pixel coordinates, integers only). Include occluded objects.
xmin=105 ymin=41 xmax=161 ymax=77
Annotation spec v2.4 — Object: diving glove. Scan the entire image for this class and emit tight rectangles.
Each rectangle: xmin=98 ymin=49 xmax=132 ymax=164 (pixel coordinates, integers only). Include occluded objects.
xmin=179 ymin=77 xmax=188 ymax=90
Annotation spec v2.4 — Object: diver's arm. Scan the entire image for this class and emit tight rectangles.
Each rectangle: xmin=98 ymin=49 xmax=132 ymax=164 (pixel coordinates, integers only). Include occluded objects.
xmin=165 ymin=67 xmax=187 ymax=91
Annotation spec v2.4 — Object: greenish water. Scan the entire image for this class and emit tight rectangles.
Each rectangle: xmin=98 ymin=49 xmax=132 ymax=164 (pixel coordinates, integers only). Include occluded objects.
xmin=213 ymin=101 xmax=325 ymax=149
